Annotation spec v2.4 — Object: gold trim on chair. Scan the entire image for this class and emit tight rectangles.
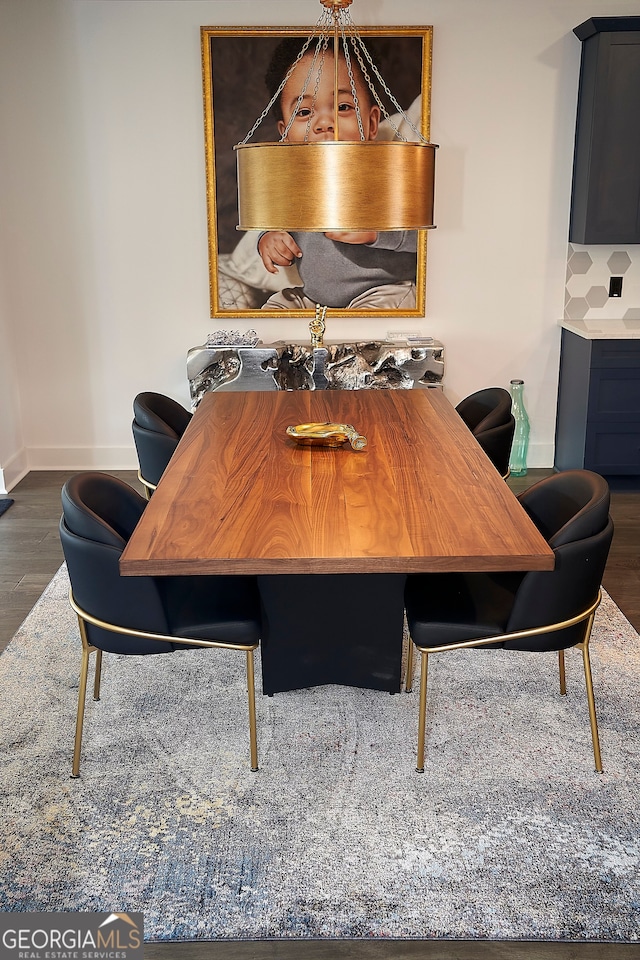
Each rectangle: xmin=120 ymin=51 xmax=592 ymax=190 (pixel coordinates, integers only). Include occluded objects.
xmin=137 ymin=470 xmax=156 ymax=500
xmin=68 ymin=589 xmax=259 ymax=777
xmin=405 ymin=592 xmax=603 ymax=775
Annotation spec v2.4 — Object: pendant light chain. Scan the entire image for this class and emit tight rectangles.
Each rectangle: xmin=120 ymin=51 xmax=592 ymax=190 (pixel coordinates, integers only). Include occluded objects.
xmin=339 ymin=19 xmax=366 ymax=140
xmin=240 ymin=4 xmax=424 ymax=146
xmin=350 ymin=33 xmax=426 ymax=142
xmin=279 ymin=35 xmax=329 ymax=142
xmin=240 ymin=9 xmax=334 ymax=145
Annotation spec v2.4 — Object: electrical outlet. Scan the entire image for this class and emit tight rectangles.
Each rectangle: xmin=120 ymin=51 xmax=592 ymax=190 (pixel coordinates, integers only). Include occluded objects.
xmin=609 ymin=276 xmax=623 ymax=297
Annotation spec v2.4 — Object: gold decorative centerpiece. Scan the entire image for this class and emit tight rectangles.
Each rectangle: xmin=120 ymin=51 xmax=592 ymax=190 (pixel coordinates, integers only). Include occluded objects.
xmin=286 ymin=421 xmax=367 ymax=450
xmin=309 ymin=305 xmax=327 ymax=347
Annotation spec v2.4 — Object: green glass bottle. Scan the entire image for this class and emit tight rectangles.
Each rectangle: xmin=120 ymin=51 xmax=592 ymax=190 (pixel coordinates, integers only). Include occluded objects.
xmin=509 ymin=379 xmax=530 ymax=477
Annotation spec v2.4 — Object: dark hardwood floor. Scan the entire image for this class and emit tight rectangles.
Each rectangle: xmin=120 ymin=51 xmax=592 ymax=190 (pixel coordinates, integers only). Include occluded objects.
xmin=1 ymin=469 xmax=638 ymax=960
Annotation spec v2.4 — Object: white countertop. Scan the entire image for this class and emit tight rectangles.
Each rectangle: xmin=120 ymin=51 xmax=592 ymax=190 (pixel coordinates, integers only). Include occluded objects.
xmin=560 ymin=319 xmax=640 ymax=340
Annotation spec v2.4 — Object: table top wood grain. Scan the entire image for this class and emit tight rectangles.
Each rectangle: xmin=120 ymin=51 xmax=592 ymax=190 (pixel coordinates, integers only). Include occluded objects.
xmin=120 ymin=389 xmax=555 ymax=576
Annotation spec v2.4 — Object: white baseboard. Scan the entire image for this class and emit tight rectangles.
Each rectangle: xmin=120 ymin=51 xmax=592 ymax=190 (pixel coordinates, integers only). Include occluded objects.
xmin=0 ymin=448 xmax=30 ymax=493
xmin=525 ymin=442 xmax=555 ymax=469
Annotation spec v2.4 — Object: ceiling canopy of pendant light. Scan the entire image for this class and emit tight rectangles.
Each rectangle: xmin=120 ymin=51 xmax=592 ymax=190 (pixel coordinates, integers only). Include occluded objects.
xmin=234 ymin=0 xmax=438 ymax=233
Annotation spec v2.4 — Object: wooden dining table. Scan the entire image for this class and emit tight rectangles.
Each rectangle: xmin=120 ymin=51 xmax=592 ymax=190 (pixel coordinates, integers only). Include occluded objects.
xmin=120 ymin=389 xmax=554 ymax=695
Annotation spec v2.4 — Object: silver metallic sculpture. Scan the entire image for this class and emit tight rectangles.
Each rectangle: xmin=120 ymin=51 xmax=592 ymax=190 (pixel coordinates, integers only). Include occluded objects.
xmin=187 ymin=339 xmax=445 ymax=409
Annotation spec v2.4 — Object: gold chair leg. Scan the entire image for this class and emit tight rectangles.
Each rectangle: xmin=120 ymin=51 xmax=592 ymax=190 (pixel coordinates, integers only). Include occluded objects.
xmin=93 ymin=648 xmax=103 ymax=701
xmin=558 ymin=649 xmax=566 ymax=695
xmin=73 ymin=615 xmax=100 ymax=778
xmin=416 ymin=651 xmax=429 ymax=773
xmin=580 ymin=624 xmax=603 ymax=773
xmin=405 ymin=638 xmax=414 ymax=693
xmin=246 ymin=649 xmax=258 ymax=772
xmin=72 ymin=645 xmax=92 ymax=778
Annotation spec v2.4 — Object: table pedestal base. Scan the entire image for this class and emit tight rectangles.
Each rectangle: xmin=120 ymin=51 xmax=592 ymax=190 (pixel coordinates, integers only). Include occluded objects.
xmin=257 ymin=574 xmax=407 ymax=695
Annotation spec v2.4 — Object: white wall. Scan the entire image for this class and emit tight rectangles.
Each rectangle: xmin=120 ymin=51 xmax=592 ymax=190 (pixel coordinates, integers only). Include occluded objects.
xmin=0 ymin=270 xmax=25 ymax=493
xmin=1 ymin=0 xmax=639 ymax=488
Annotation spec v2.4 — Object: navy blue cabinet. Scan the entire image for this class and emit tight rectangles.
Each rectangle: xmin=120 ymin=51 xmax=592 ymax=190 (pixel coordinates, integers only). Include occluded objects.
xmin=555 ymin=330 xmax=640 ymax=474
xmin=570 ymin=17 xmax=640 ymax=244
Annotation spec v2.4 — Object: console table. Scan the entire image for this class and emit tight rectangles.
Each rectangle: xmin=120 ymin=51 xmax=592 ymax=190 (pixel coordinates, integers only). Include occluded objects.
xmin=187 ymin=339 xmax=444 ymax=408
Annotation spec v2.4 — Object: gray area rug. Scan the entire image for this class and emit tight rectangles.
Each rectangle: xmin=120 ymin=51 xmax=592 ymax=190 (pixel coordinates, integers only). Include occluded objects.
xmin=1 ymin=565 xmax=639 ymax=943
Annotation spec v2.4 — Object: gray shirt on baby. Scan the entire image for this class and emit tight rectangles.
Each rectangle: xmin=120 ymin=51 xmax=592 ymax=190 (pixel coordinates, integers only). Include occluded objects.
xmin=290 ymin=231 xmax=417 ymax=308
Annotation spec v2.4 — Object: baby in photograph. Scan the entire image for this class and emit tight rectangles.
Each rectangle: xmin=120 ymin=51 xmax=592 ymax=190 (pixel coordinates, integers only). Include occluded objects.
xmin=256 ymin=37 xmax=418 ymax=311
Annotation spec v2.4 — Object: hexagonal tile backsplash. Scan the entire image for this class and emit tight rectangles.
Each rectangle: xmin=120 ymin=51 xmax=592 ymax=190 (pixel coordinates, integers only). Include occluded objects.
xmin=565 ymin=244 xmax=640 ymax=320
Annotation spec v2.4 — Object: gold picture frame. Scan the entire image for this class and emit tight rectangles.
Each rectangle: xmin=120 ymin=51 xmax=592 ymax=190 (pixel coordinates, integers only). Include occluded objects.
xmin=201 ymin=25 xmax=433 ymax=319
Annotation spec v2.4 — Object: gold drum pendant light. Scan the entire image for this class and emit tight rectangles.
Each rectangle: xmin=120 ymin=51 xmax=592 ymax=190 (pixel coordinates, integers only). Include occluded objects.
xmin=236 ymin=140 xmax=436 ymax=232
xmin=234 ymin=0 xmax=438 ymax=233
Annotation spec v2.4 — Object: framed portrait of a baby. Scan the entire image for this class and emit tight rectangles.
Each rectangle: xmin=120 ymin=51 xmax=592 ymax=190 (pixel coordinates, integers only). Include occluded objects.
xmin=201 ymin=25 xmax=433 ymax=319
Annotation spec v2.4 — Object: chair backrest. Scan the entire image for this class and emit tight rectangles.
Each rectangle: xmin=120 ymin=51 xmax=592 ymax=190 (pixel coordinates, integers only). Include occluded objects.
xmin=132 ymin=392 xmax=192 ymax=487
xmin=60 ymin=472 xmax=173 ymax=653
xmin=456 ymin=388 xmax=514 ymax=475
xmin=133 ymin=392 xmax=192 ymax=439
xmin=474 ymin=415 xmax=515 ymax=477
xmin=505 ymin=470 xmax=614 ymax=650
xmin=517 ymin=469 xmax=610 ymax=547
xmin=455 ymin=387 xmax=513 ymax=435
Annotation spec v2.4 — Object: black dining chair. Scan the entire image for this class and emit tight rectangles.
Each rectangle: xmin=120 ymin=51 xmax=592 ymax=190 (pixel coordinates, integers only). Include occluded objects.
xmin=132 ymin=392 xmax=192 ymax=498
xmin=404 ymin=469 xmax=614 ymax=773
xmin=59 ymin=472 xmax=262 ymax=776
xmin=456 ymin=387 xmax=515 ymax=478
